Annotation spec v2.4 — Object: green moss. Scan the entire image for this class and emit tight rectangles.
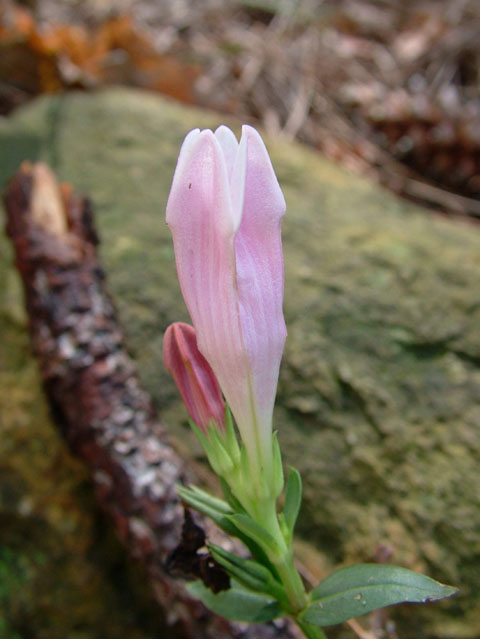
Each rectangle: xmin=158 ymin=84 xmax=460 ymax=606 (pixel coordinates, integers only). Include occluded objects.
xmin=1 ymin=89 xmax=480 ymax=636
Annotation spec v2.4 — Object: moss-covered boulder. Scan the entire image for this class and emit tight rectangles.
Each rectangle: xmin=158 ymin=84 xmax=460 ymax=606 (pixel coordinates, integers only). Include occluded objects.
xmin=1 ymin=89 xmax=479 ymax=638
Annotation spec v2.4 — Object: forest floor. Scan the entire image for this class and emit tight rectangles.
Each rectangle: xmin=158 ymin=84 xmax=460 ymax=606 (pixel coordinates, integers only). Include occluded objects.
xmin=1 ymin=0 xmax=479 ymax=217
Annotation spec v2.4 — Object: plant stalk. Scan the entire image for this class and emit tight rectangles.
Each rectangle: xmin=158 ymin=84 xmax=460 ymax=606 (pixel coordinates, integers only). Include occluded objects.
xmin=251 ymin=497 xmax=307 ymax=614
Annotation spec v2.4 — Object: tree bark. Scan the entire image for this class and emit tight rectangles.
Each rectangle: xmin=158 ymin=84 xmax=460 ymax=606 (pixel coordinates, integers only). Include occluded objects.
xmin=3 ymin=162 xmax=300 ymax=639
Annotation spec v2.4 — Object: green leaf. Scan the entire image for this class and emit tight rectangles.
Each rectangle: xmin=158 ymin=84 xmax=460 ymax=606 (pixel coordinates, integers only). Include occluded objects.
xmin=178 ymin=485 xmax=280 ymax=579
xmin=188 ymin=485 xmax=233 ymax=514
xmin=209 ymin=543 xmax=287 ymax=605
xmin=176 ymin=485 xmax=239 ymax=538
xmin=283 ymin=467 xmax=302 ymax=538
xmin=176 ymin=485 xmax=230 ymax=518
xmin=187 ymin=580 xmax=282 ymax=623
xmin=301 ymin=564 xmax=458 ymax=627
xmin=226 ymin=514 xmax=280 ymax=555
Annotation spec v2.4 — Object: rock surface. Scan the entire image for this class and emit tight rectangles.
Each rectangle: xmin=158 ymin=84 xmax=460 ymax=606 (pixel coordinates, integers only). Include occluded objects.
xmin=1 ymin=89 xmax=479 ymax=638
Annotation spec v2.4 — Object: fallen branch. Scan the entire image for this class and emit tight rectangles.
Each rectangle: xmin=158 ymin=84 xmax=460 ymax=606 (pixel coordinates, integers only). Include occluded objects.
xmin=3 ymin=162 xmax=300 ymax=639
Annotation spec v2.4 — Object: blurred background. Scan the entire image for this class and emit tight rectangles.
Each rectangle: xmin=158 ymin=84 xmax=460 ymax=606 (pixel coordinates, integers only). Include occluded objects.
xmin=1 ymin=2 xmax=480 ymax=639
xmin=1 ymin=0 xmax=479 ymax=216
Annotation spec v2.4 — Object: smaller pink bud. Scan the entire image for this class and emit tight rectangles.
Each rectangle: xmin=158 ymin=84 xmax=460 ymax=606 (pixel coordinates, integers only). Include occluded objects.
xmin=163 ymin=322 xmax=225 ymax=434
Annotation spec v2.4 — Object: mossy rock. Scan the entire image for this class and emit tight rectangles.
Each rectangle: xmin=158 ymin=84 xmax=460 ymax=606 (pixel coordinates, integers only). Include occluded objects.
xmin=1 ymin=89 xmax=479 ymax=638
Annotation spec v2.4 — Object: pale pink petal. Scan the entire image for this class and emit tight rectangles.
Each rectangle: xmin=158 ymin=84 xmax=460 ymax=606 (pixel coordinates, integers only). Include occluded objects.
xmin=228 ymin=128 xmax=247 ymax=231
xmin=167 ymin=129 xmax=235 ymax=234
xmin=174 ymin=128 xmax=201 ymax=178
xmin=214 ymin=125 xmax=239 ymax=180
xmin=232 ymin=125 xmax=287 ymax=459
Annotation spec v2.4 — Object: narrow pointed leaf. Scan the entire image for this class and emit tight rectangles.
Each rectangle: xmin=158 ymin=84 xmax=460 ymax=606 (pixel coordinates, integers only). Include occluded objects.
xmin=209 ymin=543 xmax=273 ymax=583
xmin=209 ymin=543 xmax=287 ymax=604
xmin=187 ymin=580 xmax=282 ymax=623
xmin=176 ymin=486 xmax=239 ymax=537
xmin=301 ymin=564 xmax=458 ymax=627
xmin=188 ymin=485 xmax=233 ymax=514
xmin=179 ymin=485 xmax=280 ymax=579
xmin=210 ymin=548 xmax=269 ymax=593
xmin=283 ymin=467 xmax=302 ymax=537
xmin=226 ymin=513 xmax=280 ymax=555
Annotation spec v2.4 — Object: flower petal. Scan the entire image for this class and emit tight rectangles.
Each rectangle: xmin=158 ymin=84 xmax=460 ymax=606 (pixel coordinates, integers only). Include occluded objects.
xmin=163 ymin=322 xmax=225 ymax=433
xmin=232 ymin=125 xmax=287 ymax=457
xmin=166 ymin=125 xmax=287 ymax=484
xmin=215 ymin=125 xmax=239 ymax=180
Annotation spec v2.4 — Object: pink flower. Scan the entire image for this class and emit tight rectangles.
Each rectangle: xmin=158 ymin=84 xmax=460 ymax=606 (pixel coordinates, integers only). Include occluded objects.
xmin=163 ymin=322 xmax=226 ymax=433
xmin=166 ymin=125 xmax=286 ymax=481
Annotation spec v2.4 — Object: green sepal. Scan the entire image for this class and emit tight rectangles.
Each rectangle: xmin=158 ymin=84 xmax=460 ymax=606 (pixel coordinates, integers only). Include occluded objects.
xmin=301 ymin=564 xmax=458 ymax=627
xmin=188 ymin=418 xmax=210 ymax=455
xmin=239 ymin=444 xmax=258 ymax=498
xmin=278 ymin=512 xmax=289 ymax=542
xmin=219 ymin=477 xmax=246 ymax=513
xmin=189 ymin=418 xmax=238 ymax=477
xmin=224 ymin=405 xmax=240 ymax=465
xmin=209 ymin=543 xmax=288 ymax=606
xmin=188 ymin=419 xmax=223 ymax=476
xmin=187 ymin=580 xmax=282 ymax=623
xmin=208 ymin=426 xmax=235 ymax=475
xmin=283 ymin=467 xmax=302 ymax=540
xmin=226 ymin=513 xmax=281 ymax=556
xmin=272 ymin=431 xmax=284 ymax=498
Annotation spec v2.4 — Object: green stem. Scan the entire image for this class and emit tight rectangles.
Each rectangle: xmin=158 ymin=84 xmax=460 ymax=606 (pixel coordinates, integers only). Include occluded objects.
xmin=217 ymin=425 xmax=324 ymax=637
xmin=295 ymin=618 xmax=328 ymax=639
xmin=250 ymin=498 xmax=307 ymax=614
xmin=273 ymin=547 xmax=307 ymax=614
